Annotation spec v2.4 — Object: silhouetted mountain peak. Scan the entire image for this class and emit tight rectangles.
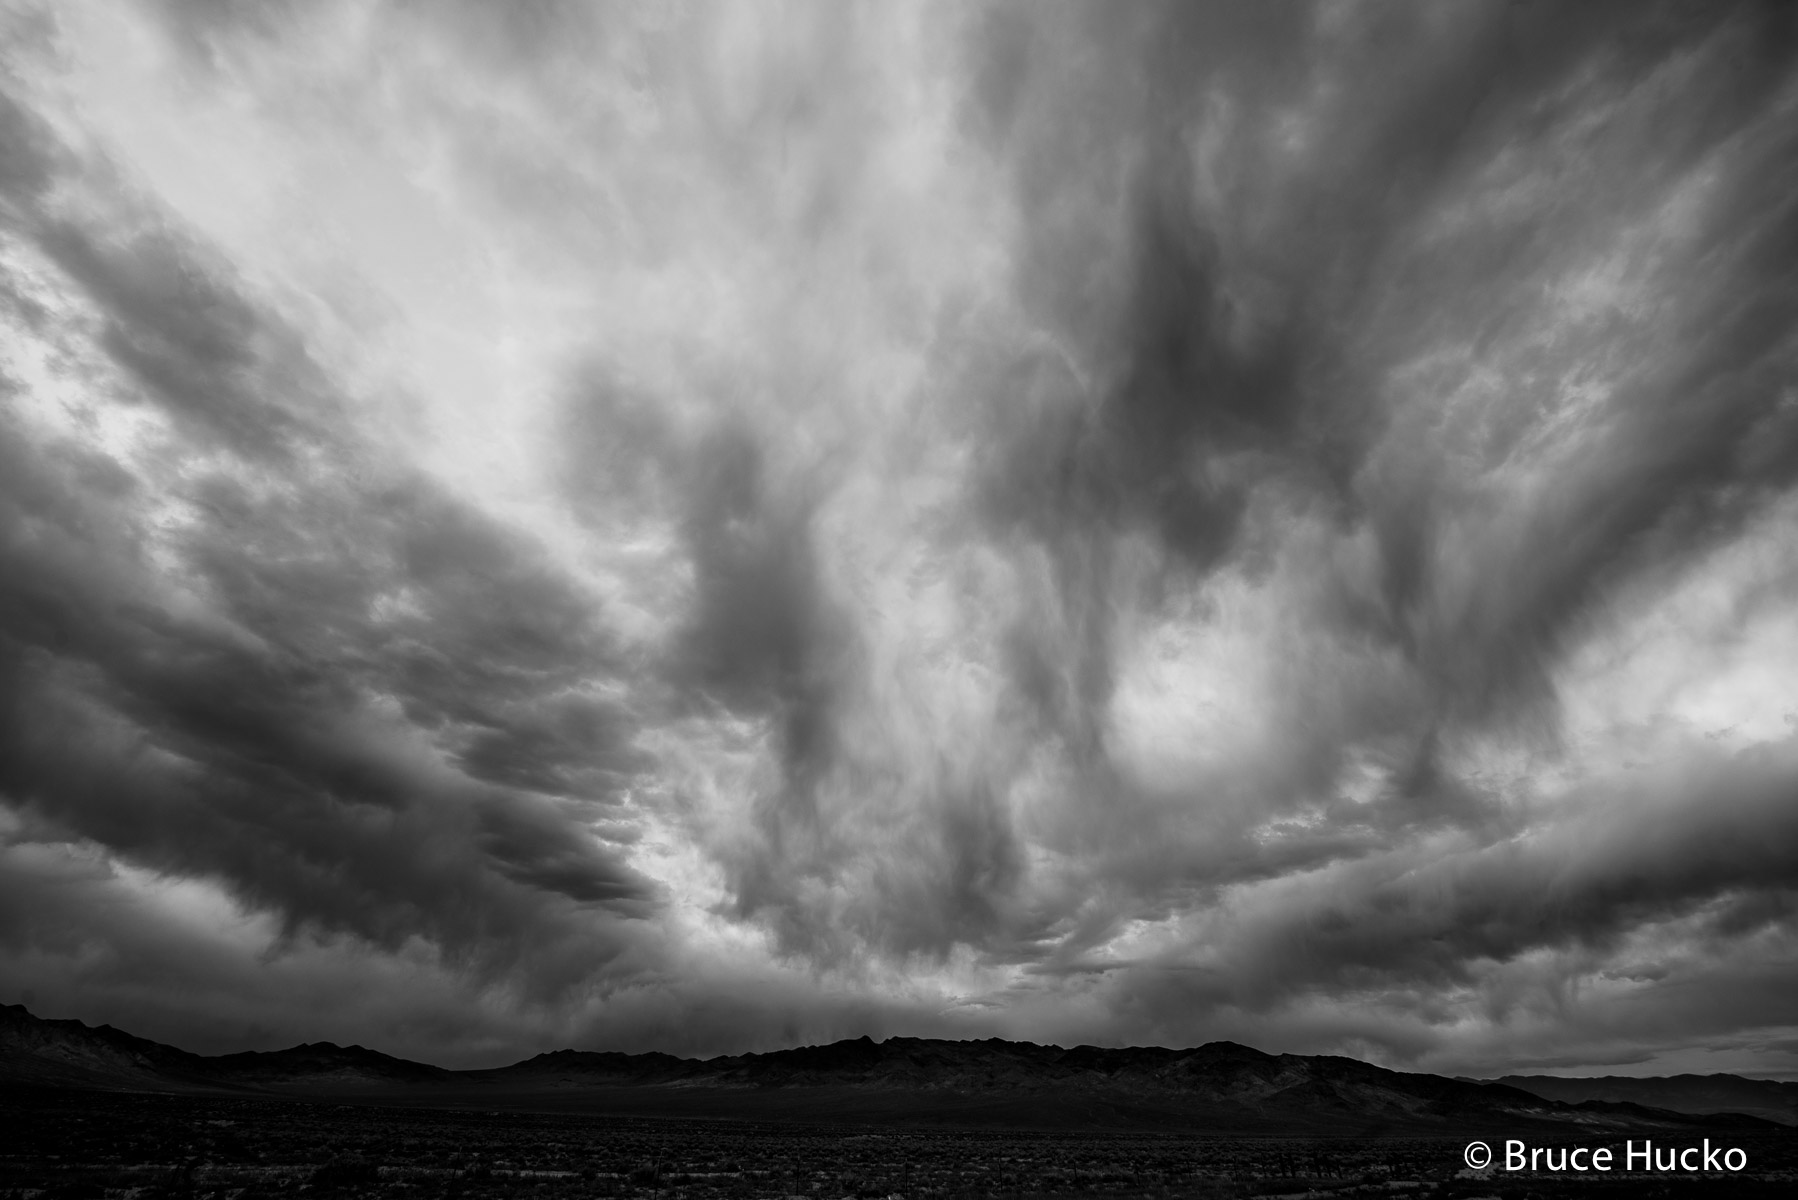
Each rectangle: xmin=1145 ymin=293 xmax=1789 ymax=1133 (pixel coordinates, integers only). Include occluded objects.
xmin=3 ymin=1005 xmax=1787 ymax=1134
xmin=207 ymin=1039 xmax=449 ymax=1082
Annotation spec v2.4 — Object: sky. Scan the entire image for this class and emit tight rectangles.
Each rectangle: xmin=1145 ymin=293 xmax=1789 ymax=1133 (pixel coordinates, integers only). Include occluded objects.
xmin=2 ymin=0 xmax=1797 ymax=1081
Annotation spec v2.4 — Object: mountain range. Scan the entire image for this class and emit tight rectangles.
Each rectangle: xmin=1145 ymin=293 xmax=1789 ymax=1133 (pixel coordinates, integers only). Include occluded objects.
xmin=3 ymin=1003 xmax=1790 ymax=1135
xmin=1489 ymin=1072 xmax=1798 ymax=1129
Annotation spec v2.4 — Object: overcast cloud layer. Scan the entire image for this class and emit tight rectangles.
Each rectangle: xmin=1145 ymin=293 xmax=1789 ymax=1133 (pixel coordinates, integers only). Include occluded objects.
xmin=3 ymin=0 xmax=1798 ymax=1079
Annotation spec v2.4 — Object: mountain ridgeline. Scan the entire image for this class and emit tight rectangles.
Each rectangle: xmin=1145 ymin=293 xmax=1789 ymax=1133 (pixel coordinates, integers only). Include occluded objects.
xmin=1 ymin=1004 xmax=1788 ymax=1135
xmin=1489 ymin=1072 xmax=1798 ymax=1129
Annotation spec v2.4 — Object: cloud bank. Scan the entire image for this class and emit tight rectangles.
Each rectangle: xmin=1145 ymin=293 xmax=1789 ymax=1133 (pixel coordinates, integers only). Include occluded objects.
xmin=2 ymin=0 xmax=1796 ymax=1078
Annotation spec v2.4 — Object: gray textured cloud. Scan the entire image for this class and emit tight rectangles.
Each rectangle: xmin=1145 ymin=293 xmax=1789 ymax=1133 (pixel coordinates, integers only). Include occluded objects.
xmin=2 ymin=0 xmax=1797 ymax=1079
xmin=0 ymin=110 xmax=658 ymax=1002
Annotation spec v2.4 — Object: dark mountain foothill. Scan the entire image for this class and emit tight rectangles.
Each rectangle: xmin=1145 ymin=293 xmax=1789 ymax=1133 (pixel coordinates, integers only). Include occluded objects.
xmin=1491 ymin=1072 xmax=1798 ymax=1128
xmin=4 ymin=1003 xmax=1788 ymax=1138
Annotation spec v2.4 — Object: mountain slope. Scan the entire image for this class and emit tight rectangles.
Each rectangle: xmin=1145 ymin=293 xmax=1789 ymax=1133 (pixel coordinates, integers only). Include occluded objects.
xmin=0 ymin=1003 xmax=216 ymax=1091
xmin=1494 ymin=1072 xmax=1798 ymax=1127
xmin=0 ymin=1004 xmax=439 ymax=1093
xmin=1 ymin=1004 xmax=1783 ymax=1134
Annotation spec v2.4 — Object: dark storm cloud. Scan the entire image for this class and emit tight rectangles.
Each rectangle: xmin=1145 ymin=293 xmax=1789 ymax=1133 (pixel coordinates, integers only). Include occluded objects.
xmin=0 ymin=120 xmax=659 ymax=995
xmin=967 ymin=7 xmax=1789 ymax=752
xmin=1040 ymin=734 xmax=1798 ymax=1063
xmin=677 ymin=422 xmax=842 ymax=730
xmin=1264 ymin=747 xmax=1798 ymax=994
xmin=0 ymin=85 xmax=60 ymax=207
xmin=0 ymin=428 xmax=656 ymax=963
xmin=970 ymin=0 xmax=1798 ymax=727
xmin=37 ymin=221 xmax=328 ymax=463
xmin=552 ymin=371 xmax=863 ymax=947
xmin=822 ymin=0 xmax=1798 ymax=1065
xmin=7 ymin=0 xmax=1798 ymax=1076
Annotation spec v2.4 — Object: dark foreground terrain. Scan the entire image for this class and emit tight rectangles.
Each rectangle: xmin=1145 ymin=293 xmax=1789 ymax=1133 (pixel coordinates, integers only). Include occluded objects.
xmin=3 ymin=1086 xmax=1795 ymax=1200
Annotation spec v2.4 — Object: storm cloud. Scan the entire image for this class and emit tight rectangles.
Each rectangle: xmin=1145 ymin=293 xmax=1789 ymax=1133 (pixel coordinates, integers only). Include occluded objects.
xmin=2 ymin=0 xmax=1797 ymax=1079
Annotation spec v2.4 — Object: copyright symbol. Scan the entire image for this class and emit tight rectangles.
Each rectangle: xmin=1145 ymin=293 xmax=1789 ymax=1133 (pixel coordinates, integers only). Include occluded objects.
xmin=1464 ymin=1142 xmax=1492 ymax=1170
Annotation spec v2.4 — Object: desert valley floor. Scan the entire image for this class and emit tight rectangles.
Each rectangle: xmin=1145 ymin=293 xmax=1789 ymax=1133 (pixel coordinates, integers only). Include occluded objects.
xmin=5 ymin=1086 xmax=1796 ymax=1200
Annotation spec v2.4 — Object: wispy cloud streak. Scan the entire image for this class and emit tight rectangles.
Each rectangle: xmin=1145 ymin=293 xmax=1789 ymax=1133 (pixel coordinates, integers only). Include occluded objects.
xmin=1 ymin=0 xmax=1796 ymax=1077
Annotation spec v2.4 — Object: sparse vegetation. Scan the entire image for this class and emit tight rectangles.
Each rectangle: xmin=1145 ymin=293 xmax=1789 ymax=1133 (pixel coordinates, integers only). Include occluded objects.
xmin=2 ymin=1087 xmax=1793 ymax=1200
